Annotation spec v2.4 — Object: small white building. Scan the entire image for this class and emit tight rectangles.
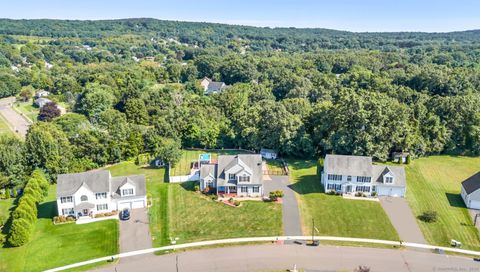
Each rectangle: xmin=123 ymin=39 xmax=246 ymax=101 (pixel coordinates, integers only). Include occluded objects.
xmin=461 ymin=172 xmax=480 ymax=209
xmin=260 ymin=148 xmax=277 ymax=160
xmin=35 ymin=90 xmax=50 ymax=98
xmin=34 ymin=97 xmax=52 ymax=108
xmin=321 ymin=154 xmax=406 ymax=197
xmin=56 ymin=170 xmax=147 ymax=218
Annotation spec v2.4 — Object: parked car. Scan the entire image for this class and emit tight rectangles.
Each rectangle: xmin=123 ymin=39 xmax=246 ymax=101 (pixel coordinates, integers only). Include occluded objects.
xmin=473 ymin=257 xmax=480 ymax=262
xmin=120 ymin=208 xmax=130 ymax=220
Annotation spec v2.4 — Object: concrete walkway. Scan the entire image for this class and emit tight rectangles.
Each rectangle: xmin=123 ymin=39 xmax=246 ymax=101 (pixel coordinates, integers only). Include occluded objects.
xmin=90 ymin=244 xmax=478 ymax=272
xmin=264 ymin=175 xmax=302 ymax=236
xmin=46 ymin=235 xmax=480 ymax=272
xmin=380 ymin=197 xmax=426 ymax=244
xmin=0 ymin=97 xmax=31 ymax=137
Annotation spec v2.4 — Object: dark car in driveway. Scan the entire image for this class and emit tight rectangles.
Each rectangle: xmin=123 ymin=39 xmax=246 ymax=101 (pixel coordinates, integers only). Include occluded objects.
xmin=120 ymin=208 xmax=130 ymax=221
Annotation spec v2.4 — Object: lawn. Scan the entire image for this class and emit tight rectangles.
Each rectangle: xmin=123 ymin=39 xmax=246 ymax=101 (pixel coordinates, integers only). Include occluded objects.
xmin=106 ymin=160 xmax=282 ymax=247
xmin=13 ymin=100 xmax=38 ymax=122
xmin=405 ymin=155 xmax=480 ymax=250
xmin=170 ymin=149 xmax=253 ymax=176
xmin=288 ymin=159 xmax=400 ymax=241
xmin=0 ymin=185 xmax=119 ymax=272
xmin=0 ymin=114 xmax=14 ymax=137
xmin=168 ymin=181 xmax=282 ymax=243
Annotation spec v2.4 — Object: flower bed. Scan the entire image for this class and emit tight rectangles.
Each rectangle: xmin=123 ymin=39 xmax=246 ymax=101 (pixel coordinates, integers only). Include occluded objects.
xmin=53 ymin=215 xmax=76 ymax=225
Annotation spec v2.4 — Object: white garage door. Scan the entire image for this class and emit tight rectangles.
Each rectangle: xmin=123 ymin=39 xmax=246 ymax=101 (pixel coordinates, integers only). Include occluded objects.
xmin=132 ymin=200 xmax=145 ymax=209
xmin=118 ymin=202 xmax=132 ymax=210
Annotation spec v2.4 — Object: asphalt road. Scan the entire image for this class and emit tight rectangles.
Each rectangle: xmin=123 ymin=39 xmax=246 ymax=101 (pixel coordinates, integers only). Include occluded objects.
xmin=91 ymin=244 xmax=480 ymax=272
xmin=0 ymin=97 xmax=31 ymax=137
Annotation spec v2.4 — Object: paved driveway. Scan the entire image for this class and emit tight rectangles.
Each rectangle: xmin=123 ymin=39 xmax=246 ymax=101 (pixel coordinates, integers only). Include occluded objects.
xmin=92 ymin=244 xmax=478 ymax=272
xmin=264 ymin=175 xmax=302 ymax=236
xmin=380 ymin=197 xmax=426 ymax=244
xmin=0 ymin=97 xmax=31 ymax=137
xmin=119 ymin=208 xmax=152 ymax=253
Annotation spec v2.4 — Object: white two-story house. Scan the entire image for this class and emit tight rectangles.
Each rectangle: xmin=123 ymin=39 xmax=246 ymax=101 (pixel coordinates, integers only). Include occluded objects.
xmin=199 ymin=154 xmax=264 ymax=197
xmin=321 ymin=154 xmax=406 ymax=197
xmin=56 ymin=170 xmax=147 ymax=218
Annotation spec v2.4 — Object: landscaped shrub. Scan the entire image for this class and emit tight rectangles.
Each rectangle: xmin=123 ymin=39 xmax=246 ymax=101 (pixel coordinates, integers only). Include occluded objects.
xmin=30 ymin=169 xmax=49 ymax=198
xmin=7 ymin=218 xmax=32 ymax=247
xmin=269 ymin=190 xmax=284 ymax=201
xmin=355 ymin=192 xmax=364 ymax=197
xmin=12 ymin=204 xmax=36 ymax=223
xmin=22 ymin=186 xmax=42 ymax=203
xmin=0 ymin=214 xmax=7 ymax=227
xmin=210 ymin=194 xmax=218 ymax=201
xmin=326 ymin=190 xmax=336 ymax=195
xmin=371 ymin=192 xmax=377 ymax=197
xmin=194 ymin=184 xmax=200 ymax=192
xmin=419 ymin=211 xmax=437 ymax=222
xmin=233 ymin=200 xmax=240 ymax=207
xmin=406 ymin=155 xmax=411 ymax=164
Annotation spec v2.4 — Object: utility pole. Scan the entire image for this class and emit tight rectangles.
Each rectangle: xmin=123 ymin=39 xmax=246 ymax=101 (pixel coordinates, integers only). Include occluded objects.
xmin=312 ymin=218 xmax=315 ymax=243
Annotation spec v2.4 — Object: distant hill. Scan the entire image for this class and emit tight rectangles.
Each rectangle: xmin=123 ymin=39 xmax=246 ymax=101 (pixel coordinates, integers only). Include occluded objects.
xmin=0 ymin=18 xmax=479 ymax=51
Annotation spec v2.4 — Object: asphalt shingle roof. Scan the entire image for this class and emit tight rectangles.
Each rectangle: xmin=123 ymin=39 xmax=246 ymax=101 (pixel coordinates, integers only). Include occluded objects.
xmin=215 ymin=154 xmax=263 ymax=186
xmin=57 ymin=170 xmax=110 ymax=197
xmin=462 ymin=172 xmax=480 ymax=195
xmin=324 ymin=154 xmax=373 ymax=177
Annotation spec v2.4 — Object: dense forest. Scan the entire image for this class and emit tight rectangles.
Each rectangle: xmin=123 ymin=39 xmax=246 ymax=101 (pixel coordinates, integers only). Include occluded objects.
xmin=0 ymin=18 xmax=480 ymax=189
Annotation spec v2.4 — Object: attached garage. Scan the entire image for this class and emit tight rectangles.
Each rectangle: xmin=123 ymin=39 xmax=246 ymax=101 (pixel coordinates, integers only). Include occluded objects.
xmin=118 ymin=201 xmax=132 ymax=210
xmin=132 ymin=200 xmax=145 ymax=209
xmin=377 ymin=186 xmax=405 ymax=197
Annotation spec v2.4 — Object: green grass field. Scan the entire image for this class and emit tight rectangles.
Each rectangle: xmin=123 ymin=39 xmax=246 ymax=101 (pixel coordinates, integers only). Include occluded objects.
xmin=168 ymin=182 xmax=282 ymax=244
xmin=405 ymin=156 xmax=480 ymax=250
xmin=0 ymin=114 xmax=14 ymax=137
xmin=170 ymin=149 xmax=254 ymax=176
xmin=107 ymin=160 xmax=282 ymax=247
xmin=0 ymin=185 xmax=119 ymax=272
xmin=288 ymin=160 xmax=399 ymax=241
xmin=13 ymin=100 xmax=38 ymax=122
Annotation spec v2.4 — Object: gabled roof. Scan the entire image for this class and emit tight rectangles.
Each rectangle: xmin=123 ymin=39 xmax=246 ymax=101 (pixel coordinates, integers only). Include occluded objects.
xmin=200 ymin=164 xmax=217 ymax=179
xmin=217 ymin=154 xmax=263 ymax=186
xmin=224 ymin=157 xmax=253 ymax=175
xmin=206 ymin=81 xmax=226 ymax=92
xmin=324 ymin=154 xmax=372 ymax=177
xmin=462 ymin=172 xmax=480 ymax=195
xmin=372 ymin=165 xmax=406 ymax=187
xmin=57 ymin=170 xmax=110 ymax=197
xmin=260 ymin=148 xmax=277 ymax=154
xmin=111 ymin=175 xmax=146 ymax=199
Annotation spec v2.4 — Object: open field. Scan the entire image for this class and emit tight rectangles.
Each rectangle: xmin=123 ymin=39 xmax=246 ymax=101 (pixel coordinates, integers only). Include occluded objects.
xmin=0 ymin=185 xmax=119 ymax=272
xmin=288 ymin=159 xmax=400 ymax=241
xmin=170 ymin=149 xmax=254 ymax=176
xmin=405 ymin=155 xmax=480 ymax=250
xmin=13 ymin=100 xmax=38 ymax=122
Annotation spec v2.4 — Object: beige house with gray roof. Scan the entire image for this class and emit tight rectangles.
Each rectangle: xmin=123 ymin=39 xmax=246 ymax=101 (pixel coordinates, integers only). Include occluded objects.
xmin=56 ymin=170 xmax=146 ymax=218
xmin=199 ymin=154 xmax=264 ymax=197
xmin=321 ymin=154 xmax=406 ymax=197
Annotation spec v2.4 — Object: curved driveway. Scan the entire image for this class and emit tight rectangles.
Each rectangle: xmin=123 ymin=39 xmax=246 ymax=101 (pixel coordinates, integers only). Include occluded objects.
xmin=91 ymin=244 xmax=479 ymax=272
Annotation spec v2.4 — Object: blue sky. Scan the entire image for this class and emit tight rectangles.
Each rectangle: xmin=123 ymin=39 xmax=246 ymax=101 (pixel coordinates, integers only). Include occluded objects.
xmin=1 ymin=0 xmax=479 ymax=32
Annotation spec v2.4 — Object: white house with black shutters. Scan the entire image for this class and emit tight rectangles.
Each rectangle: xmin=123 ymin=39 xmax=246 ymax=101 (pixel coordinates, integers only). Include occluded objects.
xmin=321 ymin=154 xmax=406 ymax=197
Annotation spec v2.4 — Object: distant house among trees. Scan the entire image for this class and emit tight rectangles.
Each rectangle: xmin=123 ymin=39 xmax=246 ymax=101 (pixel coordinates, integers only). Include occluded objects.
xmin=35 ymin=90 xmax=50 ymax=98
xmin=34 ymin=97 xmax=52 ymax=108
xmin=260 ymin=148 xmax=277 ymax=160
xmin=200 ymin=77 xmax=227 ymax=95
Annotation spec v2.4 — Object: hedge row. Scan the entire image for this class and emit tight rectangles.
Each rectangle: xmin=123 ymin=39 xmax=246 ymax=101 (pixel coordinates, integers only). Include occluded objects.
xmin=7 ymin=169 xmax=49 ymax=247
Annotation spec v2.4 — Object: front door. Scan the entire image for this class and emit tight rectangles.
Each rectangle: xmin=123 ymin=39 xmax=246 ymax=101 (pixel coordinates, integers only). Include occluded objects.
xmin=346 ymin=185 xmax=352 ymax=193
xmin=82 ymin=209 xmax=88 ymax=216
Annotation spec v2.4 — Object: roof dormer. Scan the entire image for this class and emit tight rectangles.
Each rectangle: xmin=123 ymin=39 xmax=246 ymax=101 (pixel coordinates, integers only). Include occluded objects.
xmin=383 ymin=169 xmax=395 ymax=184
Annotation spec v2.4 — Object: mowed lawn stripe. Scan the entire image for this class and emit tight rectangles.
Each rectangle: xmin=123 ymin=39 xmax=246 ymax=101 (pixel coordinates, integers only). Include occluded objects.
xmin=406 ymin=156 xmax=480 ymax=250
xmin=289 ymin=159 xmax=399 ymax=241
xmin=168 ymin=182 xmax=282 ymax=243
